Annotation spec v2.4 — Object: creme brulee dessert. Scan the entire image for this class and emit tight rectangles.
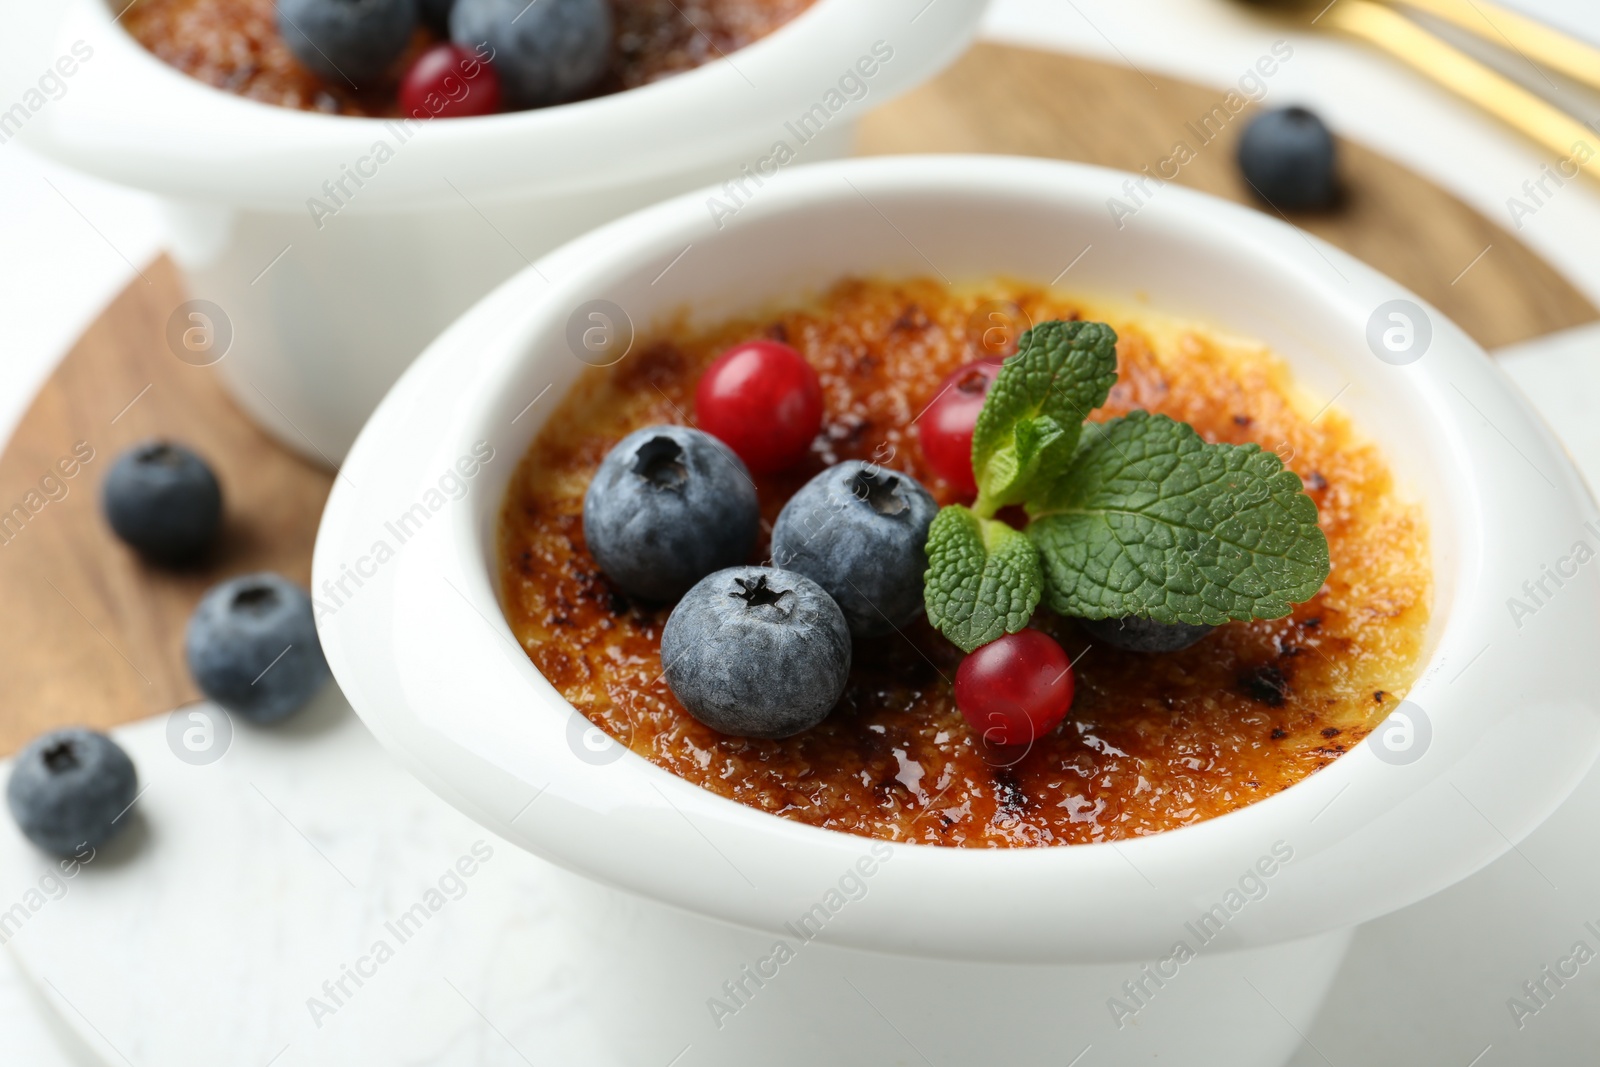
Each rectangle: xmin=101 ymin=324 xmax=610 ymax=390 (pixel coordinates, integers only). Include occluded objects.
xmin=498 ymin=277 xmax=1431 ymax=848
xmin=124 ymin=0 xmax=816 ymax=118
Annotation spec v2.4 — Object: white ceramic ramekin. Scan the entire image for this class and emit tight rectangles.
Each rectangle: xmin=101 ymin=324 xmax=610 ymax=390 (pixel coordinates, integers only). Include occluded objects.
xmin=313 ymin=155 xmax=1600 ymax=1066
xmin=26 ymin=0 xmax=985 ymax=465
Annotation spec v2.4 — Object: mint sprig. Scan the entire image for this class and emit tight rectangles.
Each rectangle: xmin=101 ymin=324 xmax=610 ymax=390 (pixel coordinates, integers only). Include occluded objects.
xmin=922 ymin=320 xmax=1330 ymax=653
xmin=971 ymin=320 xmax=1118 ymax=516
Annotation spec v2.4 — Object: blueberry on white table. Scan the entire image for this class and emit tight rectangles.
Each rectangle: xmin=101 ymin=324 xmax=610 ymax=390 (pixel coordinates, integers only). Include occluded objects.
xmin=661 ymin=566 xmax=851 ymax=739
xmin=1075 ymin=615 xmax=1215 ymax=653
xmin=185 ymin=573 xmax=330 ymax=724
xmin=771 ymin=461 xmax=938 ymax=638
xmin=101 ymin=440 xmax=222 ymax=566
xmin=1237 ymin=106 xmax=1339 ymax=211
xmin=450 ymin=0 xmax=611 ymax=109
xmin=277 ymin=0 xmax=419 ymax=85
xmin=7 ymin=728 xmax=137 ymax=855
xmin=583 ymin=425 xmax=760 ymax=603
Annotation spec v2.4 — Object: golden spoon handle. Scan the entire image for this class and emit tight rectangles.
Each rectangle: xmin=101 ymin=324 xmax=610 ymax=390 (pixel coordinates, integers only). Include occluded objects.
xmin=1397 ymin=0 xmax=1600 ymax=93
xmin=1326 ymin=0 xmax=1600 ymax=181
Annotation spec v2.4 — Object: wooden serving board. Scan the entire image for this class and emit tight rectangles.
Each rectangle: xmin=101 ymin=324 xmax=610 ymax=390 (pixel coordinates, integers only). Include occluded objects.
xmin=0 ymin=257 xmax=334 ymax=755
xmin=859 ymin=44 xmax=1597 ymax=350
xmin=0 ymin=44 xmax=1593 ymax=756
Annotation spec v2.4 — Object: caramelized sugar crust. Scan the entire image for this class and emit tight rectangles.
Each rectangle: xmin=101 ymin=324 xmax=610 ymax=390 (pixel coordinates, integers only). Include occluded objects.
xmin=124 ymin=0 xmax=815 ymax=116
xmin=498 ymin=278 xmax=1431 ymax=847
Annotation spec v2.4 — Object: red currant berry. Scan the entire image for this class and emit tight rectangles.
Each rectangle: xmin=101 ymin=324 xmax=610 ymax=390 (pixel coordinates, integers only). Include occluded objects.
xmin=695 ymin=340 xmax=823 ymax=474
xmin=399 ymin=44 xmax=503 ymax=120
xmin=954 ymin=630 xmax=1075 ymax=748
xmin=918 ymin=359 xmax=1004 ymax=496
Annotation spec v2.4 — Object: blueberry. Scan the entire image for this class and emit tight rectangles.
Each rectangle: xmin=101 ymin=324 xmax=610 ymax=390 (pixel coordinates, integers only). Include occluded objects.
xmin=583 ymin=425 xmax=759 ymax=603
xmin=1237 ymin=106 xmax=1339 ymax=211
xmin=1075 ymin=616 xmax=1214 ymax=653
xmin=450 ymin=0 xmax=610 ymax=109
xmin=277 ymin=0 xmax=419 ymax=86
xmin=770 ymin=461 xmax=938 ymax=638
xmin=101 ymin=440 xmax=223 ymax=566
xmin=185 ymin=573 xmax=330 ymax=723
xmin=420 ymin=0 xmax=454 ymax=31
xmin=661 ymin=566 xmax=851 ymax=738
xmin=7 ymin=729 xmax=137 ymax=856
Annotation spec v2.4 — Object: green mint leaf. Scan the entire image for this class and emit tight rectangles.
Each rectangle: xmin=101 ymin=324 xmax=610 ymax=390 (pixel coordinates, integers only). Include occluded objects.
xmin=1027 ymin=411 xmax=1330 ymax=625
xmin=971 ymin=320 xmax=1119 ymax=515
xmin=923 ymin=504 xmax=1044 ymax=653
xmin=978 ymin=413 xmax=1071 ymax=506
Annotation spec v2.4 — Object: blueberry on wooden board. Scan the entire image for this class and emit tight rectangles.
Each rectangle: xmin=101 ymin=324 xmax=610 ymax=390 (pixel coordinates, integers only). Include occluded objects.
xmin=101 ymin=440 xmax=222 ymax=566
xmin=1237 ymin=106 xmax=1339 ymax=211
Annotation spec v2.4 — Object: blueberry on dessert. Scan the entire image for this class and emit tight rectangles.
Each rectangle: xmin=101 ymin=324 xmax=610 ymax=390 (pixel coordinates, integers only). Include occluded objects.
xmin=771 ymin=461 xmax=938 ymax=638
xmin=186 ymin=572 xmax=330 ymax=723
xmin=101 ymin=440 xmax=223 ymax=566
xmin=1075 ymin=615 xmax=1215 ymax=653
xmin=277 ymin=0 xmax=419 ymax=85
xmin=661 ymin=566 xmax=851 ymax=738
xmin=583 ymin=425 xmax=760 ymax=602
xmin=450 ymin=0 xmax=611 ymax=109
xmin=419 ymin=0 xmax=454 ymax=31
xmin=7 ymin=729 xmax=138 ymax=855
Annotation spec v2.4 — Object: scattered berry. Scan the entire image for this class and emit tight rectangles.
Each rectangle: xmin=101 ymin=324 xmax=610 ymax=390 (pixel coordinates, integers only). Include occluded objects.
xmin=954 ymin=630 xmax=1075 ymax=747
xmin=419 ymin=0 xmax=455 ymax=31
xmin=1237 ymin=106 xmax=1339 ymax=211
xmin=101 ymin=440 xmax=223 ymax=566
xmin=583 ymin=426 xmax=759 ymax=602
xmin=399 ymin=42 xmax=502 ymax=118
xmin=1076 ymin=615 xmax=1214 ymax=653
xmin=661 ymin=567 xmax=851 ymax=738
xmin=695 ymin=339 xmax=823 ymax=474
xmin=185 ymin=573 xmax=330 ymax=723
xmin=917 ymin=358 xmax=1004 ymax=495
xmin=771 ymin=461 xmax=937 ymax=637
xmin=277 ymin=0 xmax=418 ymax=86
xmin=450 ymin=0 xmax=610 ymax=109
xmin=7 ymin=729 xmax=137 ymax=855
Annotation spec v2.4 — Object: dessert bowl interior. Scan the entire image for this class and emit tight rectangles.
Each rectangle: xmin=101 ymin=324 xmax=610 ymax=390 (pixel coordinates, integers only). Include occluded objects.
xmin=314 ymin=155 xmax=1600 ymax=963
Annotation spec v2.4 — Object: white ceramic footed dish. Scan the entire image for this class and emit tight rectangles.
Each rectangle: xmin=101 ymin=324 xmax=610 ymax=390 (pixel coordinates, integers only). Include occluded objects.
xmin=313 ymin=155 xmax=1600 ymax=1066
xmin=27 ymin=0 xmax=986 ymax=464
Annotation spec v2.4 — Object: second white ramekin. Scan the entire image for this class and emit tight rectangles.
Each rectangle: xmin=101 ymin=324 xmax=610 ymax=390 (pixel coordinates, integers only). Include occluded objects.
xmin=28 ymin=0 xmax=987 ymax=464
